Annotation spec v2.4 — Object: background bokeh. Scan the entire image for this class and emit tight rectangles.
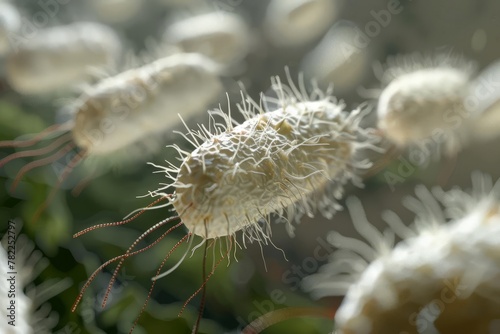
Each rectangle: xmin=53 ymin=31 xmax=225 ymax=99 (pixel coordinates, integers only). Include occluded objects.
xmin=1 ymin=0 xmax=500 ymax=333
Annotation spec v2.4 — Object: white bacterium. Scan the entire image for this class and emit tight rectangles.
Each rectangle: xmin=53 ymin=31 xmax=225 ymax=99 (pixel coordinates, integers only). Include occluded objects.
xmin=5 ymin=21 xmax=122 ymax=95
xmin=71 ymin=73 xmax=378 ymax=332
xmin=300 ymin=20 xmax=372 ymax=95
xmin=163 ymin=11 xmax=251 ymax=67
xmin=0 ymin=2 xmax=21 ymax=55
xmin=376 ymin=52 xmax=476 ymax=155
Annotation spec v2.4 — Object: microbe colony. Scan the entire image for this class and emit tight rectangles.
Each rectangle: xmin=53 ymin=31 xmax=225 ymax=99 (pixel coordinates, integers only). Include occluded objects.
xmin=71 ymin=73 xmax=378 ymax=332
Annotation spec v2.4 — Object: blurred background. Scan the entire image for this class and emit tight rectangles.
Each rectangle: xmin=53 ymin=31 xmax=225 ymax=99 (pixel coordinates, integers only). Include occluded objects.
xmin=1 ymin=0 xmax=500 ymax=333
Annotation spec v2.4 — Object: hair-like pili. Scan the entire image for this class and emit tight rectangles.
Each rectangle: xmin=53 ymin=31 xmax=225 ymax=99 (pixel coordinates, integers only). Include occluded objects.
xmin=72 ymin=72 xmax=379 ymax=333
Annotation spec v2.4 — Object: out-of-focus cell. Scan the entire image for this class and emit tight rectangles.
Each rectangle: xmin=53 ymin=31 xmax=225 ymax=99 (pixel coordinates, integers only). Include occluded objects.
xmin=70 ymin=53 xmax=223 ymax=156
xmin=300 ymin=21 xmax=371 ymax=95
xmin=467 ymin=60 xmax=500 ymax=142
xmin=5 ymin=22 xmax=122 ymax=95
xmin=70 ymin=75 xmax=378 ymax=332
xmin=263 ymin=0 xmax=339 ymax=47
xmin=0 ymin=53 xmax=223 ymax=219
xmin=163 ymin=11 xmax=251 ymax=66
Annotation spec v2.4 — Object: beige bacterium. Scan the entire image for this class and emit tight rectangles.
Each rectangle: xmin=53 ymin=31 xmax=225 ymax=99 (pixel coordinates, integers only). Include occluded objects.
xmin=163 ymin=11 xmax=251 ymax=66
xmin=304 ymin=173 xmax=500 ymax=334
xmin=0 ymin=53 xmax=223 ymax=218
xmin=5 ymin=21 xmax=122 ymax=95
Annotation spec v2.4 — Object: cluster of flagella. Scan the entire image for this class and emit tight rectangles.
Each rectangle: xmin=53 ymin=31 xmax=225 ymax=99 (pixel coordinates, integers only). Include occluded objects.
xmin=303 ymin=173 xmax=500 ymax=334
xmin=153 ymin=76 xmax=378 ymax=241
xmin=5 ymin=21 xmax=122 ymax=95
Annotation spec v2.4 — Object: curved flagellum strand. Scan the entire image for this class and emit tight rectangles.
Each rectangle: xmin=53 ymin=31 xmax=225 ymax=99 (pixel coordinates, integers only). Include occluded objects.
xmin=129 ymin=233 xmax=192 ymax=334
xmin=73 ymin=196 xmax=168 ymax=238
xmin=71 ymin=219 xmax=183 ymax=312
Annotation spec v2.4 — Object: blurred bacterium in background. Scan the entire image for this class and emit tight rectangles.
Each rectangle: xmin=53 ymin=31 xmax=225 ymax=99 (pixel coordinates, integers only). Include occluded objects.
xmin=1 ymin=1 xmax=500 ymax=333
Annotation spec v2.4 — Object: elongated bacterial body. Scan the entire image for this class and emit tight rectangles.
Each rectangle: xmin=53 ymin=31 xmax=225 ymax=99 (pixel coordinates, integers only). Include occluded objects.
xmin=71 ymin=53 xmax=223 ymax=155
xmin=165 ymin=80 xmax=376 ymax=239
xmin=71 ymin=77 xmax=377 ymax=331
xmin=304 ymin=174 xmax=500 ymax=334
xmin=0 ymin=53 xmax=223 ymax=219
xmin=173 ymin=103 xmax=349 ymax=238
xmin=6 ymin=22 xmax=122 ymax=94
